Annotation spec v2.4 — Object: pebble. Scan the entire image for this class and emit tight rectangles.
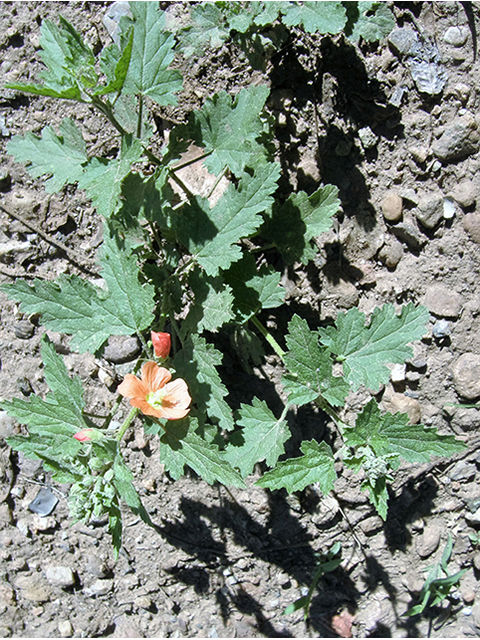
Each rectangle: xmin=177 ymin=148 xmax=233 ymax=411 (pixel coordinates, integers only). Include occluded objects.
xmin=409 ymin=145 xmax=429 ymax=164
xmin=0 ymin=240 xmax=32 ymax=261
xmin=16 ymin=518 xmax=30 ymax=537
xmin=452 ymin=82 xmax=471 ymax=105
xmin=14 ymin=575 xmax=51 ymax=603
xmin=432 ymin=112 xmax=480 ymax=162
xmin=57 ymin=620 xmax=74 ymax=638
xmin=415 ymin=526 xmax=441 ymax=558
xmin=408 ymin=343 xmax=428 ymax=369
xmin=432 ymin=319 xmax=452 ymax=338
xmin=359 ymin=516 xmax=383 ymax=536
xmin=378 ymin=238 xmax=403 ymax=269
xmin=28 ymin=487 xmax=59 ymax=517
xmin=31 ymin=514 xmax=57 ymax=533
xmin=450 ymin=180 xmax=476 ymax=208
xmin=85 ymin=555 xmax=110 ymax=578
xmin=0 ymin=411 xmax=16 ymax=438
xmin=463 ymin=212 xmax=480 ymax=244
xmin=0 ymin=504 xmax=13 ymax=525
xmin=103 ymin=335 xmax=141 ymax=364
xmin=452 ymin=353 xmax=480 ymax=399
xmin=381 ymin=192 xmax=403 ymax=222
xmin=443 ymin=26 xmax=468 ymax=47
xmin=447 ymin=460 xmax=476 ymax=482
xmin=381 ymin=386 xmax=421 ymax=423
xmin=391 ymin=222 xmax=425 ymax=250
xmin=424 ymin=284 xmax=464 ymax=318
xmin=465 ymin=509 xmax=480 ymax=526
xmin=388 ymin=27 xmax=419 ymax=56
xmin=45 ymin=566 xmax=76 ymax=588
xmin=358 ymin=126 xmax=378 ymax=150
xmin=473 ymin=553 xmax=480 ymax=571
xmin=84 ymin=578 xmax=114 ymax=597
xmin=390 ymin=363 xmax=406 ymax=382
xmin=312 ymin=495 xmax=340 ymax=527
xmin=443 ymin=196 xmax=456 ymax=220
xmin=416 ymin=193 xmax=444 ymax=229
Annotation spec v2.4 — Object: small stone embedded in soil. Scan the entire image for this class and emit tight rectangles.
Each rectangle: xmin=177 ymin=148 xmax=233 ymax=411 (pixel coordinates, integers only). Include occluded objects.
xmin=57 ymin=620 xmax=74 ymax=638
xmin=447 ymin=460 xmax=476 ymax=482
xmin=451 ymin=180 xmax=477 ymax=208
xmin=84 ymin=578 xmax=114 ymax=597
xmin=378 ymin=238 xmax=403 ymax=269
xmin=13 ymin=574 xmax=51 ymax=603
xmin=359 ymin=516 xmax=383 ymax=536
xmin=358 ymin=126 xmax=378 ymax=149
xmin=415 ymin=526 xmax=441 ymax=558
xmin=381 ymin=386 xmax=421 ymax=423
xmin=432 ymin=112 xmax=480 ymax=162
xmin=432 ymin=319 xmax=452 ymax=338
xmin=45 ymin=566 xmax=76 ymax=588
xmin=416 ymin=193 xmax=444 ymax=229
xmin=390 ymin=363 xmax=406 ymax=383
xmin=388 ymin=27 xmax=419 ymax=56
xmin=463 ymin=213 xmax=480 ymax=244
xmin=443 ymin=197 xmax=456 ymax=219
xmin=391 ymin=222 xmax=425 ymax=250
xmin=0 ymin=411 xmax=15 ymax=439
xmin=424 ymin=284 xmax=464 ymax=318
xmin=28 ymin=487 xmax=58 ymax=516
xmin=452 ymin=353 xmax=480 ymax=400
xmin=443 ymin=26 xmax=468 ymax=47
xmin=103 ymin=335 xmax=141 ymax=364
xmin=31 ymin=514 xmax=57 ymax=533
xmin=381 ymin=191 xmax=403 ymax=222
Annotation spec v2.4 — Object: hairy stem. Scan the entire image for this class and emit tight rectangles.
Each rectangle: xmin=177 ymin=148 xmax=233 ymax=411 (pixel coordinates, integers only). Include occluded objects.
xmin=250 ymin=316 xmax=286 ymax=359
xmin=116 ymin=407 xmax=139 ymax=442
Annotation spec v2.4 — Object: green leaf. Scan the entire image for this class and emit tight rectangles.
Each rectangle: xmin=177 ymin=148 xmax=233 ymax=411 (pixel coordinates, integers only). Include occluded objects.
xmin=160 ymin=418 xmax=244 ymax=486
xmin=183 ymin=269 xmax=234 ymax=336
xmin=1 ymin=225 xmax=155 ymax=353
xmin=113 ymin=454 xmax=153 ymax=526
xmin=95 ymin=32 xmax=133 ymax=96
xmin=173 ymin=335 xmax=234 ymax=431
xmin=174 ymin=163 xmax=280 ymax=276
xmin=282 ymin=2 xmax=347 ymax=34
xmin=284 ymin=315 xmax=350 ymax=407
xmin=363 ymin=476 xmax=389 ymax=520
xmin=172 ymin=85 xmax=272 ymax=176
xmin=7 ymin=118 xmax=88 ymax=192
xmin=176 ymin=3 xmax=231 ymax=57
xmin=264 ymin=185 xmax=339 ymax=265
xmin=224 ymin=398 xmax=291 ymax=476
xmin=2 ymin=336 xmax=86 ymax=456
xmin=345 ymin=2 xmax=396 ymax=42
xmin=121 ymin=2 xmax=183 ymax=105
xmin=282 ymin=374 xmax=320 ymax=408
xmin=4 ymin=81 xmax=82 ymax=100
xmin=257 ymin=440 xmax=336 ymax=494
xmin=319 ymin=303 xmax=430 ymax=392
xmin=224 ymin=252 xmax=285 ymax=323
xmin=345 ymin=399 xmax=466 ymax=464
xmin=78 ymin=135 xmax=143 ymax=218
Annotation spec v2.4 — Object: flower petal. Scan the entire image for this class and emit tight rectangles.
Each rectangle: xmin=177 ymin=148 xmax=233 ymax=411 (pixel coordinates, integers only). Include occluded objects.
xmin=117 ymin=374 xmax=149 ymax=401
xmin=141 ymin=361 xmax=171 ymax=391
xmin=151 ymin=331 xmax=171 ymax=359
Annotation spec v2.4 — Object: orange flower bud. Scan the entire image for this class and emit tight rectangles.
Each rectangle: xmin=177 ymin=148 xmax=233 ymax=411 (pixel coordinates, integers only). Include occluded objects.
xmin=151 ymin=331 xmax=171 ymax=359
xmin=73 ymin=429 xmax=93 ymax=442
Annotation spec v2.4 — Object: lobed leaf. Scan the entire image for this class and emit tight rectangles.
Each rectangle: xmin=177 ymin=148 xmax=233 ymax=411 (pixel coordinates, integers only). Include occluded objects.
xmin=345 ymin=399 xmax=466 ymax=464
xmin=345 ymin=2 xmax=396 ymax=42
xmin=183 ymin=269 xmax=234 ymax=336
xmin=282 ymin=1 xmax=347 ymax=34
xmin=257 ymin=440 xmax=336 ymax=494
xmin=121 ymin=1 xmax=183 ymax=105
xmin=284 ymin=315 xmax=350 ymax=406
xmin=174 ymin=163 xmax=280 ymax=276
xmin=319 ymin=303 xmax=430 ymax=392
xmin=173 ymin=335 xmax=234 ymax=431
xmin=160 ymin=418 xmax=244 ymax=486
xmin=7 ymin=118 xmax=87 ymax=192
xmin=224 ymin=398 xmax=291 ymax=476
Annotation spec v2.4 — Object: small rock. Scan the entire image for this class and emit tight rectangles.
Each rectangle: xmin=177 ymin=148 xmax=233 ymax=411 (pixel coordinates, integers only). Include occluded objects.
xmin=443 ymin=196 xmax=456 ymax=220
xmin=103 ymin=335 xmax=141 ymax=364
xmin=391 ymin=222 xmax=426 ymax=250
xmin=452 ymin=353 xmax=480 ymax=400
xmin=312 ymin=495 xmax=340 ymax=527
xmin=381 ymin=385 xmax=421 ymax=423
xmin=378 ymin=238 xmax=403 ymax=269
xmin=359 ymin=516 xmax=383 ymax=536
xmin=14 ymin=575 xmax=51 ymax=603
xmin=432 ymin=112 xmax=480 ymax=162
xmin=443 ymin=26 xmax=468 ymax=47
xmin=432 ymin=319 xmax=452 ymax=339
xmin=58 ymin=620 xmax=74 ymax=638
xmin=447 ymin=460 xmax=476 ymax=482
xmin=388 ymin=27 xmax=419 ymax=56
xmin=86 ymin=555 xmax=110 ymax=578
xmin=28 ymin=487 xmax=59 ymax=516
xmin=31 ymin=514 xmax=57 ymax=533
xmin=408 ymin=343 xmax=427 ymax=369
xmin=98 ymin=368 xmax=115 ymax=388
xmin=450 ymin=180 xmax=476 ymax=208
xmin=463 ymin=212 xmax=480 ymax=244
xmin=424 ymin=284 xmax=464 ymax=318
xmin=381 ymin=192 xmax=403 ymax=222
xmin=390 ymin=363 xmax=406 ymax=382
xmin=452 ymin=82 xmax=471 ymax=105
xmin=473 ymin=553 xmax=480 ymax=571
xmin=16 ymin=518 xmax=30 ymax=537
xmin=84 ymin=578 xmax=113 ymax=597
xmin=465 ymin=509 xmax=480 ymax=526
xmin=409 ymin=145 xmax=429 ymax=164
xmin=358 ymin=126 xmax=378 ymax=150
xmin=103 ymin=1 xmax=131 ymax=47
xmin=416 ymin=526 xmax=441 ymax=558
xmin=45 ymin=566 xmax=76 ymax=588
xmin=416 ymin=193 xmax=444 ymax=229
xmin=14 ymin=320 xmax=35 ymax=340
xmin=0 ymin=411 xmax=16 ymax=439
xmin=134 ymin=595 xmax=152 ymax=610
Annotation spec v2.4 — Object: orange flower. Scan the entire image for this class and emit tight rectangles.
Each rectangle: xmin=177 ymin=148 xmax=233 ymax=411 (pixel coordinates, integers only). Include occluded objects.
xmin=151 ymin=331 xmax=171 ymax=359
xmin=117 ymin=361 xmax=191 ymax=421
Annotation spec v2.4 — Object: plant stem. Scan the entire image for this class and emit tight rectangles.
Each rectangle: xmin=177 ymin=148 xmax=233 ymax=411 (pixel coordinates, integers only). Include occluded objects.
xmin=250 ymin=316 xmax=286 ymax=359
xmin=137 ymin=94 xmax=143 ymax=139
xmin=171 ymin=151 xmax=212 ymax=173
xmin=116 ymin=407 xmax=139 ymax=442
